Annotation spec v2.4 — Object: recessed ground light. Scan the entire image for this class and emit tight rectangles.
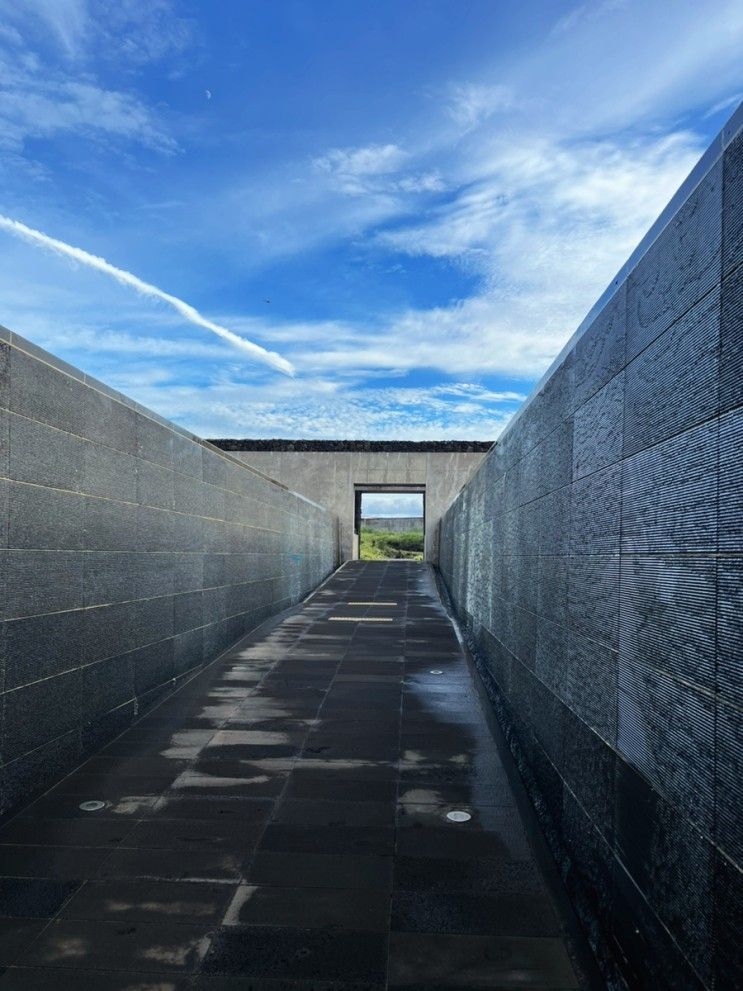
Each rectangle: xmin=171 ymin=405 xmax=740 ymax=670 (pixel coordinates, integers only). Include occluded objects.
xmin=429 ymin=669 xmax=443 ymax=674
xmin=446 ymin=810 xmax=472 ymax=823
xmin=79 ymin=800 xmax=106 ymax=812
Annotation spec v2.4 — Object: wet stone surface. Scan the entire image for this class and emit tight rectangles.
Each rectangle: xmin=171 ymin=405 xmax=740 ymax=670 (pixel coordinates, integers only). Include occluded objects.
xmin=0 ymin=561 xmax=597 ymax=989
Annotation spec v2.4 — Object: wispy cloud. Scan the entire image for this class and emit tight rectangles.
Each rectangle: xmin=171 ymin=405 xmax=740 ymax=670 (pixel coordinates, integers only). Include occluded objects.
xmin=0 ymin=215 xmax=294 ymax=375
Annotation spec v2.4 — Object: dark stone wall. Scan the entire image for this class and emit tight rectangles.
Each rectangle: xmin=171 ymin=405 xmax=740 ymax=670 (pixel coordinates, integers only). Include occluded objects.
xmin=0 ymin=332 xmax=336 ymax=816
xmin=439 ymin=118 xmax=742 ymax=989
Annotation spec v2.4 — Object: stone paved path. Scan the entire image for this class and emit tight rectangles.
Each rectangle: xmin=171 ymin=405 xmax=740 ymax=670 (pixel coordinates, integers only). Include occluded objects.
xmin=0 ymin=562 xmax=597 ymax=989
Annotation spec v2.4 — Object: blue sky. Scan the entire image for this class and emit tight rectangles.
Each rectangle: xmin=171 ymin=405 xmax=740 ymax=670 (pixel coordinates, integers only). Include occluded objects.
xmin=0 ymin=0 xmax=741 ymax=440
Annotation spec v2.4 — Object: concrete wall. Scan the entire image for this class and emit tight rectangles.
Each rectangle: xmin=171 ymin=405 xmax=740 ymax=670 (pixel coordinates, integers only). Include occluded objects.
xmin=439 ymin=110 xmax=742 ymax=989
xmin=362 ymin=517 xmax=424 ymax=533
xmin=212 ymin=445 xmax=486 ymax=562
xmin=0 ymin=330 xmax=335 ymax=816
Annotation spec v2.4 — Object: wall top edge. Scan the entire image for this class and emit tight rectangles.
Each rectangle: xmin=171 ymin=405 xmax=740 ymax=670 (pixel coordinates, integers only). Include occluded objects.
xmin=492 ymin=97 xmax=743 ymax=449
xmin=209 ymin=439 xmax=494 ymax=453
xmin=0 ymin=326 xmax=331 ymax=515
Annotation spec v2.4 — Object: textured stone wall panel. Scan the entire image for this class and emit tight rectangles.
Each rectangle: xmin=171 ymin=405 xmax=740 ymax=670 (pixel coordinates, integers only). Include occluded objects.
xmin=439 ymin=118 xmax=741 ymax=988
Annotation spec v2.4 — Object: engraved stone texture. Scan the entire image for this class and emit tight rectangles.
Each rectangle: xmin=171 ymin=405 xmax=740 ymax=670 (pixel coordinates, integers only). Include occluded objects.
xmin=537 ymin=486 xmax=571 ymax=556
xmin=624 ymin=289 xmax=719 ymax=457
xmin=720 ymin=264 xmax=743 ymax=414
xmin=8 ymin=482 xmax=86 ymax=550
xmin=621 ymin=420 xmax=718 ymax=554
xmin=573 ymin=284 xmax=626 ymax=409
xmin=565 ymin=633 xmax=617 ymax=744
xmin=713 ymin=851 xmax=743 ymax=988
xmin=0 ymin=404 xmax=8 ymax=480
xmin=82 ymin=596 xmax=175 ymax=664
xmin=4 ymin=550 xmax=84 ymax=619
xmin=83 ymin=388 xmax=137 ymax=456
xmin=614 ymin=759 xmax=714 ymax=985
xmin=1 ymin=729 xmax=82 ymax=816
xmin=717 ymin=557 xmax=743 ymax=705
xmin=3 ymin=669 xmax=82 ymax=762
xmin=619 ymin=554 xmax=715 ymax=690
xmin=617 ymin=660 xmax=714 ymax=834
xmin=174 ymin=590 xmax=204 ymax=634
xmin=174 ymin=627 xmax=204 ymax=677
xmin=0 ymin=339 xmax=9 ymax=408
xmin=9 ymin=413 xmax=85 ymax=492
xmin=537 ymin=555 xmax=569 ymax=625
xmin=137 ymin=458 xmax=175 ymax=510
xmin=84 ymin=496 xmax=139 ymax=552
xmin=133 ymin=638 xmax=176 ymax=695
xmin=562 ymin=712 xmax=615 ymax=841
xmin=716 ymin=698 xmax=743 ymax=865
xmin=83 ymin=442 xmax=138 ymax=502
xmin=135 ymin=412 xmax=174 ymax=469
xmin=569 ymin=464 xmax=621 ymax=556
xmin=540 ymin=419 xmax=573 ymax=496
xmin=626 ymin=160 xmax=722 ymax=360
xmin=83 ymin=551 xmax=174 ymax=607
xmin=718 ymin=408 xmax=743 ymax=552
xmin=81 ymin=653 xmax=135 ymax=721
xmin=572 ymin=374 xmax=623 ymax=480
xmin=723 ymin=129 xmax=743 ymax=276
xmin=173 ymin=432 xmax=203 ymax=479
xmin=5 ymin=610 xmax=84 ymax=690
xmin=534 ymin=616 xmax=568 ymax=697
xmin=9 ymin=346 xmax=89 ymax=435
xmin=568 ymin=555 xmax=619 ymax=649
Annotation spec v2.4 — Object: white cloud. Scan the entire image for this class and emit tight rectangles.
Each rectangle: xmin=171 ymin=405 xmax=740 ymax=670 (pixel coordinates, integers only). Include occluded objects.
xmin=446 ymin=82 xmax=516 ymax=130
xmin=0 ymin=215 xmax=294 ymax=375
xmin=314 ymin=144 xmax=409 ymax=178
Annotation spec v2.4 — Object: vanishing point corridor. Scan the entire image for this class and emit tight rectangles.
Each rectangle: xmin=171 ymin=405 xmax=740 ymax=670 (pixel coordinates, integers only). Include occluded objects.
xmin=0 ymin=562 xmax=597 ymax=989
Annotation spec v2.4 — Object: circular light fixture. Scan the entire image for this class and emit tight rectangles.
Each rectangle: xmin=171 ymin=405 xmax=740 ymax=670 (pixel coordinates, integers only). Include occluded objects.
xmin=79 ymin=800 xmax=106 ymax=812
xmin=446 ymin=809 xmax=472 ymax=823
xmin=429 ymin=669 xmax=443 ymax=675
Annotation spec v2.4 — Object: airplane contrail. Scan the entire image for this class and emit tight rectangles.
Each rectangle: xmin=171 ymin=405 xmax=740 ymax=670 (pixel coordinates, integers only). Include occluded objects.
xmin=0 ymin=214 xmax=295 ymax=376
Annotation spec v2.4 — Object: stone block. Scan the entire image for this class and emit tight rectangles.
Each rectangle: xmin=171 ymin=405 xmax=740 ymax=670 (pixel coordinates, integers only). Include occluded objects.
xmin=570 ymin=464 xmax=621 ymax=555
xmin=540 ymin=418 xmax=573 ymax=496
xmin=81 ymin=653 xmax=135 ymax=721
xmin=716 ymin=698 xmax=743 ymax=865
xmin=717 ymin=557 xmax=743 ymax=706
xmin=572 ymin=374 xmax=623 ymax=479
xmin=537 ymin=555 xmax=569 ymax=625
xmin=173 ymin=627 xmax=204 ymax=677
xmin=565 ymin=633 xmax=617 ymax=744
xmin=0 ymin=405 xmax=8 ymax=480
xmin=8 ymin=482 xmax=86 ymax=550
xmin=723 ymin=128 xmax=743 ymax=276
xmin=534 ymin=615 xmax=567 ymax=696
xmin=622 ymin=420 xmax=718 ymax=554
xmin=0 ymin=339 xmax=8 ymax=409
xmin=562 ymin=710 xmax=615 ymax=841
xmin=83 ymin=442 xmax=138 ymax=502
xmin=82 ymin=596 xmax=174 ymax=664
xmin=2 ymin=669 xmax=81 ymax=762
xmin=719 ymin=407 xmax=743 ymax=552
xmin=568 ymin=555 xmax=619 ymax=649
xmin=0 ymin=729 xmax=81 ymax=817
xmin=617 ymin=660 xmax=714 ymax=833
xmin=624 ymin=289 xmax=719 ymax=457
xmin=713 ymin=848 xmax=743 ymax=988
xmin=135 ymin=413 xmax=173 ymax=468
xmin=619 ymin=554 xmax=715 ymax=690
xmin=537 ymin=487 xmax=571 ymax=556
xmin=137 ymin=459 xmax=175 ymax=510
xmin=83 ymin=388 xmax=137 ymax=455
xmin=84 ymin=497 xmax=139 ymax=552
xmin=720 ymin=265 xmax=743 ymax=415
xmin=83 ymin=551 xmax=174 ymax=607
xmin=9 ymin=346 xmax=88 ymax=436
xmin=9 ymin=413 xmax=85 ymax=492
xmin=573 ymin=284 xmax=626 ymax=409
xmin=173 ymin=433 xmax=203 ymax=479
xmin=173 ymin=590 xmax=204 ymax=633
xmin=5 ymin=610 xmax=83 ymax=690
xmin=174 ymin=472 xmax=204 ymax=516
xmin=173 ymin=553 xmax=204 ymax=593
xmin=3 ymin=550 xmax=84 ymax=619
xmin=614 ymin=759 xmax=713 ymax=985
xmin=626 ymin=160 xmax=722 ymax=360
xmin=136 ymin=505 xmax=175 ymax=552
xmin=132 ymin=638 xmax=175 ymax=695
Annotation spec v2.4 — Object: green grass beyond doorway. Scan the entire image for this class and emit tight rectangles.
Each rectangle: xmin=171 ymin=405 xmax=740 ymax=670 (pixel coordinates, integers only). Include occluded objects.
xmin=360 ymin=528 xmax=424 ymax=560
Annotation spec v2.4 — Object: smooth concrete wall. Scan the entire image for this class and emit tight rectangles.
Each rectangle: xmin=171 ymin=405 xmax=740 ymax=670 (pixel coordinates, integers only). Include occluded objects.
xmin=217 ymin=448 xmax=484 ymax=562
xmin=0 ymin=330 xmax=335 ymax=816
xmin=439 ymin=112 xmax=742 ymax=989
xmin=362 ymin=517 xmax=424 ymax=533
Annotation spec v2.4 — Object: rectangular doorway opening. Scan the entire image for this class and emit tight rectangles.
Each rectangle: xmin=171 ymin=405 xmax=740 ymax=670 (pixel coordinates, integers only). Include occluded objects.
xmin=353 ymin=486 xmax=425 ymax=561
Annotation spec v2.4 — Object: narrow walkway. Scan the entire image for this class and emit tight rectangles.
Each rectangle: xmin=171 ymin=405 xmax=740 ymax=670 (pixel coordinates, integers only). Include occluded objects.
xmin=0 ymin=562 xmax=596 ymax=989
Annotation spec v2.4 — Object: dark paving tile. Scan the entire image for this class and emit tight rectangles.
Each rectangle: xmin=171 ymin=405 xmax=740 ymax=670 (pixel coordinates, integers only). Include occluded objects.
xmin=391 ymin=890 xmax=560 ymax=937
xmin=122 ymin=818 xmax=264 ymax=853
xmin=174 ymin=766 xmax=289 ymax=798
xmin=0 ymin=818 xmax=136 ymax=849
xmin=396 ymin=820 xmax=532 ymax=862
xmin=149 ymin=796 xmax=275 ymax=825
xmin=0 ymin=968 xmax=185 ymax=989
xmin=388 ymin=931 xmax=579 ymax=989
xmin=0 ymin=846 xmax=109 ymax=880
xmin=393 ymin=855 xmax=545 ymax=895
xmin=285 ymin=772 xmax=397 ymax=804
xmin=246 ymin=853 xmax=393 ymax=892
xmin=223 ymin=884 xmax=390 ymax=931
xmin=259 ymin=825 xmax=395 ymax=858
xmin=21 ymin=918 xmax=212 ymax=973
xmin=59 ymin=879 xmax=234 ymax=923
xmin=273 ymin=799 xmax=394 ymax=828
xmin=97 ymin=848 xmax=243 ymax=882
xmin=201 ymin=926 xmax=387 ymax=982
xmin=0 ymin=920 xmax=48 ymax=966
xmin=0 ymin=878 xmax=80 ymax=918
